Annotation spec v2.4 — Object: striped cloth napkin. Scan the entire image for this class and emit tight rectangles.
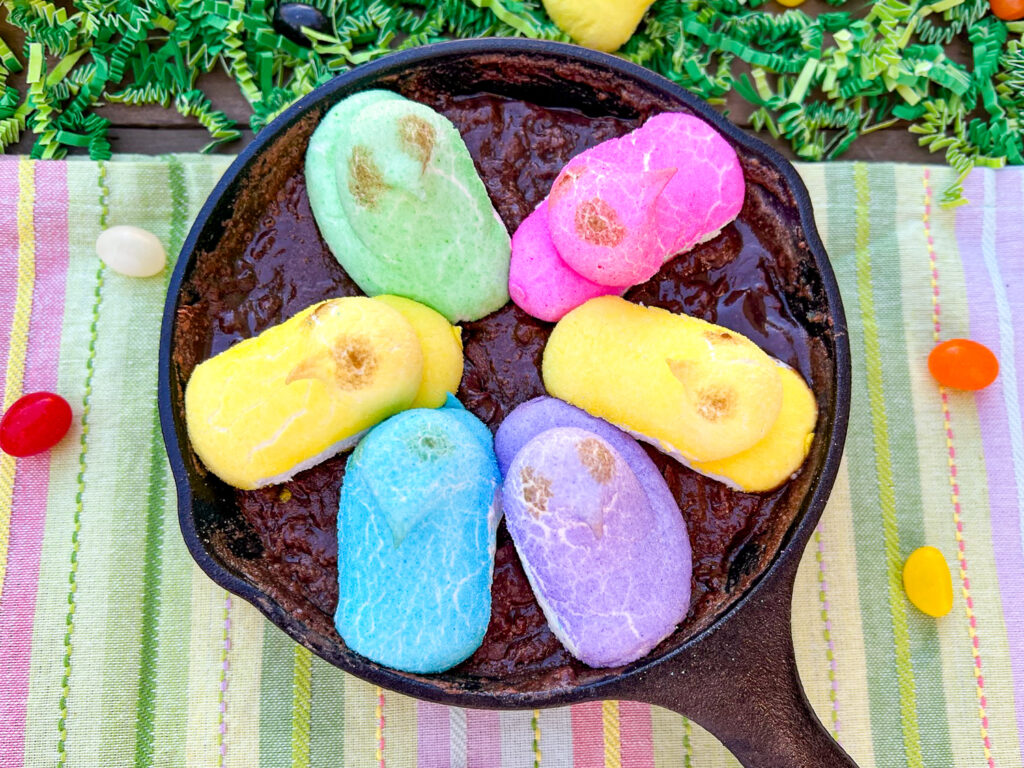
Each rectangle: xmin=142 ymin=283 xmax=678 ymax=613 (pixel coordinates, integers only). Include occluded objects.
xmin=0 ymin=155 xmax=1022 ymax=768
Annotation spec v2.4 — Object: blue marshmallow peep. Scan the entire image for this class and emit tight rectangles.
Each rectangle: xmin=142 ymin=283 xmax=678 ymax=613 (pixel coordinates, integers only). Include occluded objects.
xmin=335 ymin=396 xmax=501 ymax=673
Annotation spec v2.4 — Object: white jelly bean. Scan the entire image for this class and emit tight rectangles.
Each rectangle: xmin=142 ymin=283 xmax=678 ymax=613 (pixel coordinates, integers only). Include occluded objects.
xmin=95 ymin=225 xmax=167 ymax=277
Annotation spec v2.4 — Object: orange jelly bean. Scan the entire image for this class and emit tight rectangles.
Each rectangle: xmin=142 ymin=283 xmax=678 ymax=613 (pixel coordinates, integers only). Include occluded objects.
xmin=928 ymin=339 xmax=999 ymax=391
xmin=991 ymin=0 xmax=1024 ymax=20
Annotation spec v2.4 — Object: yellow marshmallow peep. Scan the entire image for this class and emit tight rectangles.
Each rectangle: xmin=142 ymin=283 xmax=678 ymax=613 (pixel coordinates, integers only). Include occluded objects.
xmin=373 ymin=294 xmax=463 ymax=408
xmin=691 ymin=362 xmax=817 ymax=492
xmin=542 ymin=0 xmax=654 ymax=52
xmin=185 ymin=295 xmax=461 ymax=490
xmin=543 ymin=296 xmax=818 ymax=490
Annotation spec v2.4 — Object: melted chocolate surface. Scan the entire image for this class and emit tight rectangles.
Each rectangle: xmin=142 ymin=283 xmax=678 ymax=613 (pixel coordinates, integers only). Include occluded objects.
xmin=176 ymin=93 xmax=817 ymax=685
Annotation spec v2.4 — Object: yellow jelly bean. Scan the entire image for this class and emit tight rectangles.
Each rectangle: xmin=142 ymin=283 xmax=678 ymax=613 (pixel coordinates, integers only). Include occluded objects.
xmin=902 ymin=546 xmax=954 ymax=618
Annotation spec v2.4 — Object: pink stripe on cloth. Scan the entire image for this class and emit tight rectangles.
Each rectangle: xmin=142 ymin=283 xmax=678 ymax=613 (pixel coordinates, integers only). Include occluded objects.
xmin=571 ymin=702 xmax=604 ymax=766
xmin=0 ymin=157 xmax=20 ymax=397
xmin=417 ymin=701 xmax=451 ymax=768
xmin=958 ymin=169 xmax=1024 ymax=756
xmin=0 ymin=160 xmax=69 ymax=766
xmin=619 ymin=701 xmax=654 ymax=768
xmin=465 ymin=709 xmax=501 ymax=767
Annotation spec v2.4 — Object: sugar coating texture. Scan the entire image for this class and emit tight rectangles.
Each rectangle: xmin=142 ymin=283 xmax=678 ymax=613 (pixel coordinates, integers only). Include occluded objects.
xmin=335 ymin=397 xmax=501 ymax=674
xmin=306 ymin=89 xmax=511 ymax=323
xmin=507 ymin=201 xmax=621 ymax=323
xmin=509 ymin=112 xmax=744 ymax=322
xmin=185 ymin=297 xmax=423 ymax=490
xmin=543 ymin=296 xmax=783 ymax=463
xmin=547 ymin=159 xmax=674 ymax=287
xmin=502 ymin=425 xmax=692 ymax=668
xmin=494 ymin=397 xmax=684 ymax=524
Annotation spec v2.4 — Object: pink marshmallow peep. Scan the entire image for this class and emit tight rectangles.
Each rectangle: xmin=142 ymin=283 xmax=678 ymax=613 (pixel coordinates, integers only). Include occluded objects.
xmin=622 ymin=113 xmax=745 ymax=256
xmin=507 ymin=111 xmax=744 ymax=323
xmin=508 ymin=201 xmax=621 ymax=323
xmin=547 ymin=159 xmax=675 ymax=287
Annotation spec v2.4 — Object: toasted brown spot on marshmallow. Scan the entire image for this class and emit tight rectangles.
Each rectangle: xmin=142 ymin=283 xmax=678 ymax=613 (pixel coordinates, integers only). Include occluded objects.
xmin=696 ymin=386 xmax=735 ymax=422
xmin=520 ymin=466 xmax=552 ymax=518
xmin=348 ymin=145 xmax=387 ymax=207
xmin=575 ymin=197 xmax=626 ymax=247
xmin=577 ymin=437 xmax=615 ymax=484
xmin=398 ymin=114 xmax=436 ymax=170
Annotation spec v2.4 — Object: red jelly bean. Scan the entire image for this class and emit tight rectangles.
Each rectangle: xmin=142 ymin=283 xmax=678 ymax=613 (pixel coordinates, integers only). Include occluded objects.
xmin=0 ymin=392 xmax=73 ymax=457
xmin=928 ymin=339 xmax=999 ymax=391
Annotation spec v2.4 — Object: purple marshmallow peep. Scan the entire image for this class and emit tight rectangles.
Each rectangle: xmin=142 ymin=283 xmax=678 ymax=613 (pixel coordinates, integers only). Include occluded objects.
xmin=497 ymin=399 xmax=692 ymax=668
xmin=547 ymin=159 xmax=675 ymax=287
xmin=508 ymin=112 xmax=744 ymax=323
xmin=508 ymin=202 xmax=620 ymax=323
xmin=495 ymin=396 xmax=679 ymax=517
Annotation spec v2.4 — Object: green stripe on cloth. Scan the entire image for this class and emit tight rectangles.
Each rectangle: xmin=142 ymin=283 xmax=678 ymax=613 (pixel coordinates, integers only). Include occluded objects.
xmin=291 ymin=645 xmax=313 ymax=768
xmin=260 ymin=624 xmax=295 ymax=768
xmin=135 ymin=155 xmax=188 ymax=768
xmin=830 ymin=162 xmax=922 ymax=767
xmin=863 ymin=164 xmax=953 ymax=766
xmin=310 ymin=658 xmax=347 ymax=768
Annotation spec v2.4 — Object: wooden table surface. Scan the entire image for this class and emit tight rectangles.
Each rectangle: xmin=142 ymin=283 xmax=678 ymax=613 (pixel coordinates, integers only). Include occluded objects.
xmin=0 ymin=6 xmax=951 ymax=163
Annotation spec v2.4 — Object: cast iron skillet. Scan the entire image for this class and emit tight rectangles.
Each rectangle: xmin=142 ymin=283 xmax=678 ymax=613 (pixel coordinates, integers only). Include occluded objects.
xmin=159 ymin=39 xmax=854 ymax=768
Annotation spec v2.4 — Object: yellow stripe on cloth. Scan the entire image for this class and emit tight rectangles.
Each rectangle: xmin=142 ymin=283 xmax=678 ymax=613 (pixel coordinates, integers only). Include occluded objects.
xmin=602 ymin=700 xmax=621 ymax=768
xmin=0 ymin=156 xmax=36 ymax=603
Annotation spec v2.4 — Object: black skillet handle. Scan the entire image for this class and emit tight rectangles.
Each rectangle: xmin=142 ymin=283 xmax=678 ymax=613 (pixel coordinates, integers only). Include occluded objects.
xmin=618 ymin=553 xmax=859 ymax=768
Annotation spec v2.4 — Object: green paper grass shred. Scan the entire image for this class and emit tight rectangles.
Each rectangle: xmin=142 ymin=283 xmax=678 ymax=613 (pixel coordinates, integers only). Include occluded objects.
xmin=2 ymin=0 xmax=1024 ymax=205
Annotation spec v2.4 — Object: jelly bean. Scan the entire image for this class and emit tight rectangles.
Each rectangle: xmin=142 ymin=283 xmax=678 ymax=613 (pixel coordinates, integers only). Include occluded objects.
xmin=991 ymin=0 xmax=1024 ymax=20
xmin=95 ymin=225 xmax=167 ymax=277
xmin=273 ymin=3 xmax=329 ymax=46
xmin=928 ymin=338 xmax=999 ymax=391
xmin=902 ymin=546 xmax=953 ymax=618
xmin=0 ymin=392 xmax=73 ymax=457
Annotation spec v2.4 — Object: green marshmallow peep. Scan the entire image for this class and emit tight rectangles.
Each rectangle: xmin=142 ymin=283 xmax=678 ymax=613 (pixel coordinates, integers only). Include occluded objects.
xmin=306 ymin=90 xmax=511 ymax=323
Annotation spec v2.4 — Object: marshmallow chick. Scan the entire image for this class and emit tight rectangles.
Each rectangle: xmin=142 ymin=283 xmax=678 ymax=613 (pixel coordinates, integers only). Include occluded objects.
xmin=543 ymin=296 xmax=783 ymax=464
xmin=335 ymin=397 xmax=502 ymax=674
xmin=306 ymin=90 xmax=511 ymax=323
xmin=185 ymin=296 xmax=462 ymax=490
xmin=627 ymin=113 xmax=745 ymax=256
xmin=502 ymin=426 xmax=691 ymax=667
xmin=508 ymin=201 xmax=621 ymax=323
xmin=689 ymin=362 xmax=817 ymax=492
xmin=508 ymin=112 xmax=743 ymax=323
xmin=547 ymin=159 xmax=675 ymax=287
xmin=372 ymin=294 xmax=463 ymax=408
xmin=494 ymin=397 xmax=687 ymax=527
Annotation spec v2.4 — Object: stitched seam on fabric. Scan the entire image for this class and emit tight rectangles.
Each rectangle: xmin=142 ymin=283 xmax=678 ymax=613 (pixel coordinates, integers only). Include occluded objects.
xmin=58 ymin=160 xmax=108 ymax=765
xmin=926 ymin=168 xmax=998 ymax=768
xmin=532 ymin=709 xmax=541 ymax=768
xmin=602 ymin=700 xmax=621 ymax=768
xmin=134 ymin=154 xmax=187 ymax=768
xmin=375 ymin=686 xmax=386 ymax=768
xmin=815 ymin=527 xmax=842 ymax=740
xmin=854 ymin=163 xmax=923 ymax=768
xmin=291 ymin=645 xmax=312 ymax=768
xmin=0 ymin=157 xmax=36 ymax=605
xmin=217 ymin=595 xmax=232 ymax=766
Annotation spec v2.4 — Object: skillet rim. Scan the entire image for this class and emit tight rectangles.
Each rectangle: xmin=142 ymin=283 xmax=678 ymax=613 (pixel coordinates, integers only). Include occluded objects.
xmin=158 ymin=37 xmax=852 ymax=709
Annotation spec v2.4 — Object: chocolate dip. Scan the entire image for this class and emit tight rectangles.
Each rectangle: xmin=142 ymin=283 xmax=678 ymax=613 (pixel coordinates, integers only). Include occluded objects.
xmin=174 ymin=91 xmax=828 ymax=689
